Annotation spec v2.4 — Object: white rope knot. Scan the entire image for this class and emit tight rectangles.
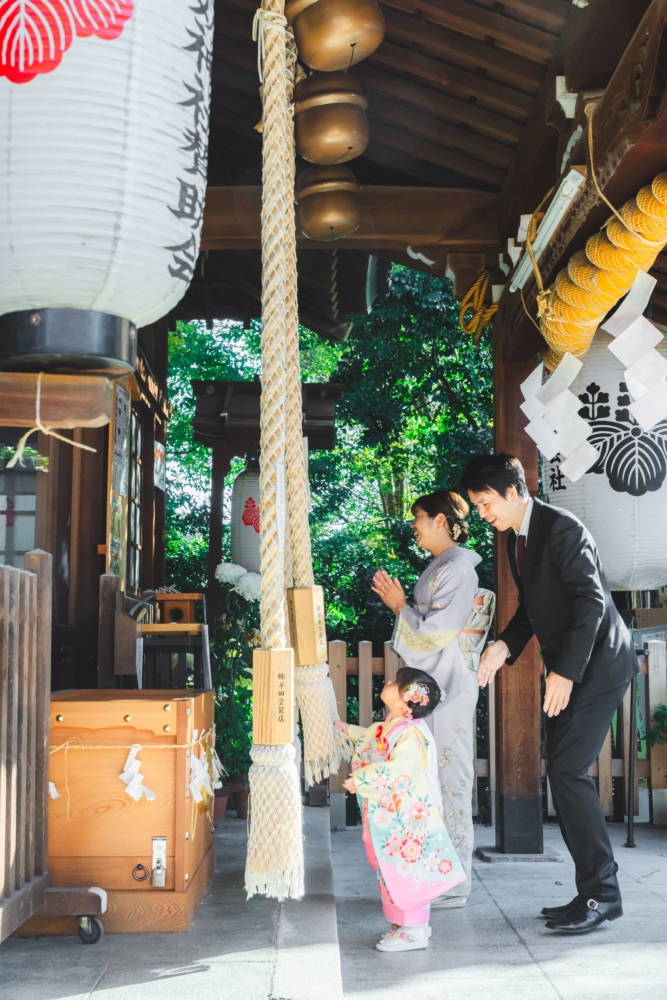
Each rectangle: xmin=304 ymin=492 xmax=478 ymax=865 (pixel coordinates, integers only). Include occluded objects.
xmin=252 ymin=8 xmax=288 ymax=83
xmin=6 ymin=372 xmax=97 ymax=469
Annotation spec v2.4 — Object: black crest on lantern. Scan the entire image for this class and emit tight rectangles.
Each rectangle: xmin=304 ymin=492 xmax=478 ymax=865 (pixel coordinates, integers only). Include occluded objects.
xmin=578 ymin=382 xmax=667 ymax=497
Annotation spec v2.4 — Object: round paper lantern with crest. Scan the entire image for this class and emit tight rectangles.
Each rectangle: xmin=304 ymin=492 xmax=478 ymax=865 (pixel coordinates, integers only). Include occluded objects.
xmin=0 ymin=0 xmax=213 ymax=374
xmin=542 ymin=331 xmax=667 ymax=590
xmin=230 ymin=468 xmax=261 ymax=574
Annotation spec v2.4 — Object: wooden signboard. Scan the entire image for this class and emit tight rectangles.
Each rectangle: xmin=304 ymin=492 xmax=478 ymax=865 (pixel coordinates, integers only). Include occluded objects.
xmin=0 ymin=372 xmax=112 ymax=428
xmin=286 ymin=586 xmax=327 ymax=665
xmin=252 ymin=648 xmax=294 ymax=745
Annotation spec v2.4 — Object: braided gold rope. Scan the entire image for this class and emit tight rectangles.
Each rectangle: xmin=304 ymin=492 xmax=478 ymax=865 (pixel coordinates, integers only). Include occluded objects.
xmin=537 ymin=105 xmax=667 ymax=370
xmin=459 ymin=270 xmax=497 ymax=342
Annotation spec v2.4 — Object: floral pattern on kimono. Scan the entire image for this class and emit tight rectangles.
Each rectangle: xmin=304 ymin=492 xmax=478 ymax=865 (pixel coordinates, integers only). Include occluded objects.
xmin=349 ymin=716 xmax=466 ymax=911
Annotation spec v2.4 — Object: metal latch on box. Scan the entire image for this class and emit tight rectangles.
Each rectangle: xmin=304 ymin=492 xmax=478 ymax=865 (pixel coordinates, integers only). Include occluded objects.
xmin=152 ymin=836 xmax=167 ymax=887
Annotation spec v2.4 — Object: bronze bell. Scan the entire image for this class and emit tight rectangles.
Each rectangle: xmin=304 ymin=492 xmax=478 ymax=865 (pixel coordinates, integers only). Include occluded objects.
xmin=295 ymin=165 xmax=361 ymax=241
xmin=294 ymin=72 xmax=369 ymax=164
xmin=286 ymin=0 xmax=385 ymax=73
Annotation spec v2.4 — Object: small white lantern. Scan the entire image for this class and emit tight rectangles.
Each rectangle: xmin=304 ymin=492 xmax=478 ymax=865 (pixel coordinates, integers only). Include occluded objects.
xmin=230 ymin=468 xmax=261 ymax=574
xmin=0 ymin=0 xmax=213 ymax=374
xmin=543 ymin=331 xmax=667 ymax=590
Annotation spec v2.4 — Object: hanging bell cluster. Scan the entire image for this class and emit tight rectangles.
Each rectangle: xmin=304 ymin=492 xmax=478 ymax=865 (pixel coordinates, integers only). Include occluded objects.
xmin=288 ymin=0 xmax=385 ymax=241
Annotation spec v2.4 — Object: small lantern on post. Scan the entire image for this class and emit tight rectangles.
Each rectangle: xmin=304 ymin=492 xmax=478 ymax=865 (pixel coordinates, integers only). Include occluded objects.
xmin=285 ymin=0 xmax=385 ymax=72
xmin=294 ymin=71 xmax=368 ymax=165
xmin=295 ymin=164 xmax=361 ymax=241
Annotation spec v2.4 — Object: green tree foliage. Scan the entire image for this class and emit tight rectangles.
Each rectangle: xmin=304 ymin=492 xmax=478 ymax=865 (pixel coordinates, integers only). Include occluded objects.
xmin=310 ymin=266 xmax=494 ymax=650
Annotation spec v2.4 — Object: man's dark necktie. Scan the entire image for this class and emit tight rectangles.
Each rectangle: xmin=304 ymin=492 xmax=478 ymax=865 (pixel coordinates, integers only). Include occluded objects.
xmin=516 ymin=534 xmax=526 ymax=580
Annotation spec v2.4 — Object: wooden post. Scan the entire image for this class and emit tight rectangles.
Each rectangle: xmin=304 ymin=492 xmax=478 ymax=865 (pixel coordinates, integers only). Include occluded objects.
xmin=207 ymin=440 xmax=231 ymax=588
xmin=647 ymin=641 xmax=667 ymax=825
xmin=358 ymin=641 xmax=373 ymax=728
xmin=24 ymin=550 xmax=52 ymax=878
xmin=383 ymin=641 xmax=400 ymax=683
xmin=328 ymin=640 xmax=348 ymax=827
xmin=623 ymin=683 xmax=639 ymax=819
xmin=98 ymin=572 xmax=120 ymax=688
xmin=598 ymin=729 xmax=613 ymax=819
xmin=493 ymin=324 xmax=543 ymax=854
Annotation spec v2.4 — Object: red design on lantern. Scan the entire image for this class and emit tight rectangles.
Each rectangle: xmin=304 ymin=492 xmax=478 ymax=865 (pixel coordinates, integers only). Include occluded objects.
xmin=0 ymin=0 xmax=133 ymax=84
xmin=241 ymin=497 xmax=260 ymax=534
xmin=70 ymin=0 xmax=133 ymax=40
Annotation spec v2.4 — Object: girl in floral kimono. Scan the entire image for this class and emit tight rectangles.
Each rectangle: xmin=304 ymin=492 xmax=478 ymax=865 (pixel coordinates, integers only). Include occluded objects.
xmin=335 ymin=667 xmax=466 ymax=952
xmin=372 ymin=490 xmax=494 ymax=908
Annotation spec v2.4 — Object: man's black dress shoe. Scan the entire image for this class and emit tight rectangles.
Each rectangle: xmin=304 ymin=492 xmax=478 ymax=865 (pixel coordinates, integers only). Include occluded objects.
xmin=545 ymin=898 xmax=622 ymax=933
xmin=541 ymin=896 xmax=580 ymax=919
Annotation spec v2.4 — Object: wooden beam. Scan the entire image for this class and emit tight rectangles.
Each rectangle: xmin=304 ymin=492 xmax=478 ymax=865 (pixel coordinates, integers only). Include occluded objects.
xmin=360 ymin=143 xmax=470 ymax=187
xmin=413 ymin=0 xmax=559 ymax=64
xmin=367 ymin=94 xmax=513 ymax=169
xmin=202 ymin=186 xmax=499 ymax=251
xmin=356 ymin=64 xmax=521 ymax=145
xmin=381 ymin=8 xmax=542 ymax=95
xmin=508 ymin=0 xmax=667 ymax=286
xmin=369 ymin=121 xmax=505 ymax=188
xmin=0 ymin=373 xmax=112 ymax=429
xmin=369 ymin=42 xmax=532 ymax=119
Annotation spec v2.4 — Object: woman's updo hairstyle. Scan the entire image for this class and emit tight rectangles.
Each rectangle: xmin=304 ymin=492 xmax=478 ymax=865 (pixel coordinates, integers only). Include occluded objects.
xmin=411 ymin=490 xmax=469 ymax=544
xmin=396 ymin=666 xmax=441 ymax=719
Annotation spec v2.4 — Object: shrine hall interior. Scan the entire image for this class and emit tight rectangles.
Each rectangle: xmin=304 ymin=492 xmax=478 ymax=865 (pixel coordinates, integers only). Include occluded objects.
xmin=176 ymin=0 xmax=667 ymax=340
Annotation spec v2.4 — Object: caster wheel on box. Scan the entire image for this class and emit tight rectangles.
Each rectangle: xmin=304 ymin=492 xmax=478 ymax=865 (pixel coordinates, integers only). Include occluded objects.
xmin=77 ymin=915 xmax=104 ymax=944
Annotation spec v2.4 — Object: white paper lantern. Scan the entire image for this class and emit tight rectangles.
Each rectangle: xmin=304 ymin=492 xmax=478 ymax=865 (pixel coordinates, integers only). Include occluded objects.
xmin=231 ymin=469 xmax=261 ymax=574
xmin=543 ymin=331 xmax=667 ymax=590
xmin=0 ymin=0 xmax=213 ymax=373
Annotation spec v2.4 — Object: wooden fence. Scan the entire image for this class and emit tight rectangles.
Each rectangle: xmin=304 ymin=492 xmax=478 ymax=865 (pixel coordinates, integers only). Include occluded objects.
xmin=327 ymin=639 xmax=667 ymax=825
xmin=0 ymin=551 xmax=52 ymax=943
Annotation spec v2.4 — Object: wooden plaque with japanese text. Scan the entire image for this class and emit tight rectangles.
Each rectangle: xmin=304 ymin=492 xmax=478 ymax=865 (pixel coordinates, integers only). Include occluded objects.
xmin=252 ymin=648 xmax=295 ymax=745
xmin=286 ymin=586 xmax=327 ymax=665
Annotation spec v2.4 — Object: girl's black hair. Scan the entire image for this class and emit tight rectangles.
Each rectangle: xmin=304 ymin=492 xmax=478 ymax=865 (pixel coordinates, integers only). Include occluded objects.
xmin=395 ymin=666 xmax=441 ymax=720
xmin=411 ymin=490 xmax=469 ymax=544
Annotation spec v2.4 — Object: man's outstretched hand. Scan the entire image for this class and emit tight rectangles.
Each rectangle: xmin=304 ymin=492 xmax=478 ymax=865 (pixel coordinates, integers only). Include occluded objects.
xmin=543 ymin=671 xmax=573 ymax=717
xmin=477 ymin=640 xmax=509 ymax=687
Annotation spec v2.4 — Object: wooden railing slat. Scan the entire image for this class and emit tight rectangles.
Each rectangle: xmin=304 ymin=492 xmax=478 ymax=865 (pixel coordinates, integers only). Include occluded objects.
xmin=15 ymin=571 xmax=31 ymax=890
xmin=5 ymin=567 xmax=20 ymax=898
xmin=0 ymin=566 xmax=9 ymax=904
xmin=24 ymin=574 xmax=37 ymax=884
xmin=598 ymin=729 xmax=613 ymax=818
xmin=328 ymin=641 xmax=348 ymax=793
xmin=358 ymin=642 xmax=373 ymax=728
xmin=24 ymin=550 xmax=53 ymax=877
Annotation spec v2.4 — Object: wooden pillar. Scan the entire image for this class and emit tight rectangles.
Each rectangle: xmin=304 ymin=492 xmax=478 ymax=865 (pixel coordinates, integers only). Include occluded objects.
xmin=206 ymin=440 xmax=232 ymax=616
xmin=493 ymin=327 xmax=543 ymax=854
xmin=153 ymin=415 xmax=166 ymax=589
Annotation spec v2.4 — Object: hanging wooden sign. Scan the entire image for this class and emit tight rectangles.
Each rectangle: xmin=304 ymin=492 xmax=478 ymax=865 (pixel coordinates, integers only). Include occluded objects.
xmin=252 ymin=649 xmax=295 ymax=745
xmin=287 ymin=586 xmax=328 ymax=665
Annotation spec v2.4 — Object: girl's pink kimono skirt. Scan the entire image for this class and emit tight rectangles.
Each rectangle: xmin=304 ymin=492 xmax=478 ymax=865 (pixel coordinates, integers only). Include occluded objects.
xmin=349 ymin=715 xmax=466 ymax=925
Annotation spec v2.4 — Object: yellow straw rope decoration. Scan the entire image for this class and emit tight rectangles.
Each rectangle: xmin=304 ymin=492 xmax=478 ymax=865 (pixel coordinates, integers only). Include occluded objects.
xmin=459 ymin=269 xmax=497 ymax=342
xmin=536 ymin=104 xmax=667 ymax=370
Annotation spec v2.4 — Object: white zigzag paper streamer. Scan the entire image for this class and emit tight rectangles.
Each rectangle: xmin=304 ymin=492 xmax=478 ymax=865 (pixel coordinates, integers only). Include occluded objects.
xmin=522 ymin=271 xmax=667 ymax=482
xmin=520 ymin=354 xmax=598 ymax=482
xmin=601 ymin=271 xmax=667 ymax=432
xmin=119 ymin=744 xmax=156 ymax=802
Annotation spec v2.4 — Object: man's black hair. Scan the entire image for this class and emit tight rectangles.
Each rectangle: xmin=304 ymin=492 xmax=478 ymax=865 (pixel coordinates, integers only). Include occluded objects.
xmin=459 ymin=452 xmax=529 ymax=499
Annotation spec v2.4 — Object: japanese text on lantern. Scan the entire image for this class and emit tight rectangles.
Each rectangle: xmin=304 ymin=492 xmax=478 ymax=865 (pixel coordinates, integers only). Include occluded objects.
xmin=166 ymin=0 xmax=213 ymax=284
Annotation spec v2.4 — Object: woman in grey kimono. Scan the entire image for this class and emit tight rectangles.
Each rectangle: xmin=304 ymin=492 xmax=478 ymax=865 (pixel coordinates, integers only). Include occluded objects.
xmin=372 ymin=490 xmax=494 ymax=908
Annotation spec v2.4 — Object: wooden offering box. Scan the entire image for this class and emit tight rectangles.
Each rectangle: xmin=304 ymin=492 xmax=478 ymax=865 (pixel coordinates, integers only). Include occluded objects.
xmin=18 ymin=690 xmax=215 ymax=936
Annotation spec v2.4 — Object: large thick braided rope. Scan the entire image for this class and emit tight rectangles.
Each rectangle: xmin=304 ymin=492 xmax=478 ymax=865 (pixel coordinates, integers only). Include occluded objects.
xmin=246 ymin=0 xmax=304 ymax=903
xmin=538 ymin=110 xmax=667 ymax=369
xmin=282 ymin=27 xmax=348 ymax=784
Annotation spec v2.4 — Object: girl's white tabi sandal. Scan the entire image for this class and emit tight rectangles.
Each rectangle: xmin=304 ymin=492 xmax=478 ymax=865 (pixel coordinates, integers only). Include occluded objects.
xmin=376 ymin=924 xmax=431 ymax=952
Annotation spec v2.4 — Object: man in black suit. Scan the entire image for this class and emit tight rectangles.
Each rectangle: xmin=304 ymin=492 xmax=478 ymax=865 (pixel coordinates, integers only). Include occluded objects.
xmin=460 ymin=452 xmax=638 ymax=934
